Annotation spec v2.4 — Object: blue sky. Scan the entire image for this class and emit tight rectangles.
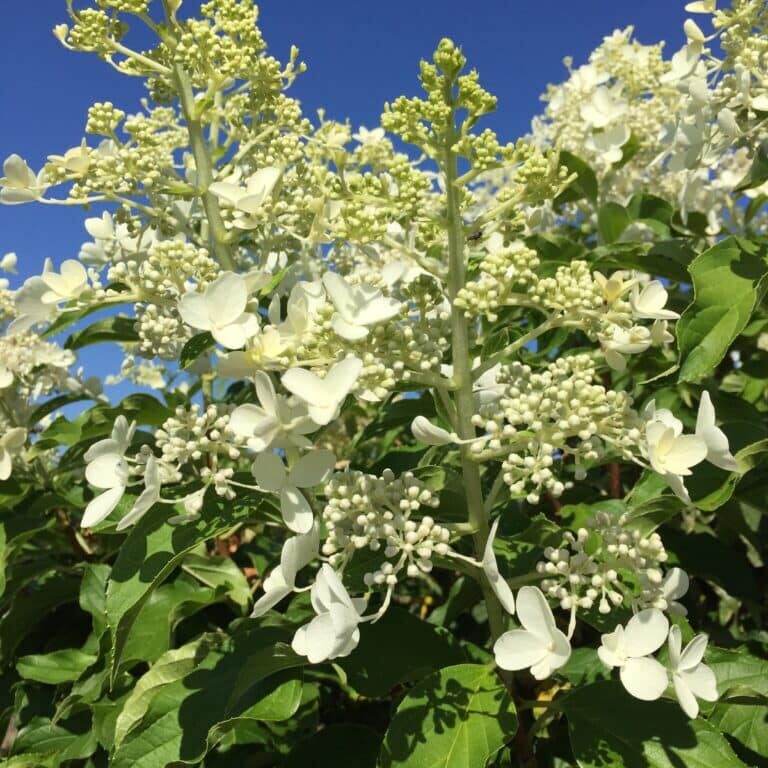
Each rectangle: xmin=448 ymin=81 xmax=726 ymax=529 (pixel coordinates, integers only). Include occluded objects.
xmin=0 ymin=0 xmax=689 ymax=386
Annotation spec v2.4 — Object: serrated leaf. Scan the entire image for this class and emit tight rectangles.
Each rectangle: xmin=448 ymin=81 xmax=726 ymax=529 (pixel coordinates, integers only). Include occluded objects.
xmin=379 ymin=663 xmax=517 ymax=768
xmin=677 ymin=237 xmax=768 ymax=384
xmin=16 ymin=649 xmax=97 ymax=685
xmin=563 ymin=681 xmax=746 ymax=768
xmin=106 ymin=490 xmax=275 ymax=681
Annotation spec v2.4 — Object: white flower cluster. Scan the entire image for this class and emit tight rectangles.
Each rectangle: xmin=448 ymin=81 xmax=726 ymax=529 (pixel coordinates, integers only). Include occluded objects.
xmin=537 ymin=511 xmax=687 ymax=617
xmin=321 ymin=468 xmax=444 ymax=582
xmin=471 ymin=354 xmax=637 ymax=503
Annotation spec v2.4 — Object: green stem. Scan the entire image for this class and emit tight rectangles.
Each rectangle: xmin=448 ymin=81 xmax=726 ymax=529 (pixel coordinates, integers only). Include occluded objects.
xmin=161 ymin=0 xmax=235 ymax=271
xmin=441 ymin=85 xmax=508 ymax=646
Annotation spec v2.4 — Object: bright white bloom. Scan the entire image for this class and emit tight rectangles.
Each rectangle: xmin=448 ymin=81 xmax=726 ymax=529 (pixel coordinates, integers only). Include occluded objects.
xmin=630 ymin=280 xmax=679 ymax=321
xmin=494 ymin=586 xmax=570 ymax=680
xmin=667 ymin=625 xmax=718 ymax=718
xmin=659 ymin=567 xmax=690 ymax=616
xmin=209 ymin=167 xmax=281 ymax=229
xmin=0 ymin=155 xmax=48 ymax=203
xmin=0 ymin=366 xmax=12 ymax=389
xmin=41 ymin=259 xmax=89 ymax=304
xmin=0 ymin=252 xmax=17 ymax=273
xmin=661 ymin=43 xmax=703 ymax=84
xmin=598 ymin=608 xmax=669 ymax=701
xmin=322 ymin=272 xmax=400 ymax=341
xmin=579 ymin=87 xmax=628 ymax=128
xmin=178 ymin=272 xmax=260 ymax=349
xmin=353 ymin=126 xmax=385 ymax=145
xmin=695 ymin=391 xmax=738 ymax=472
xmin=252 ymin=449 xmax=335 ymax=533
xmin=8 ymin=275 xmax=58 ymax=334
xmin=291 ymin=563 xmax=366 ymax=664
xmin=600 ymin=326 xmax=652 ymax=371
xmin=82 ymin=416 xmax=136 ymax=528
xmin=411 ymin=416 xmax=455 ymax=446
xmin=482 ymin=519 xmax=516 ymax=615
xmin=684 ymin=1 xmax=716 ymax=14
xmin=587 ymin=124 xmax=630 ymax=165
xmin=116 ymin=456 xmax=161 ymax=531
xmin=0 ymin=428 xmax=26 ymax=481
xmin=643 ymin=406 xmax=707 ymax=502
xmin=282 ymin=357 xmax=362 ymax=426
xmin=251 ymin=522 xmax=319 ymax=617
xmin=229 ymin=372 xmax=317 ymax=451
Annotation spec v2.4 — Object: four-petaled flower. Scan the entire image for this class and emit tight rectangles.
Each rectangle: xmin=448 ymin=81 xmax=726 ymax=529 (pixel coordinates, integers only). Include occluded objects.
xmin=598 ymin=608 xmax=669 ymax=701
xmin=82 ymin=416 xmax=136 ymax=528
xmin=291 ymin=564 xmax=367 ymax=664
xmin=322 ymin=271 xmax=401 ymax=341
xmin=667 ymin=625 xmax=718 ymax=718
xmin=281 ymin=356 xmax=362 ymax=426
xmin=251 ymin=522 xmax=319 ymax=617
xmin=229 ymin=371 xmax=318 ymax=451
xmin=252 ymin=449 xmax=336 ymax=533
xmin=0 ymin=155 xmax=48 ymax=204
xmin=494 ymin=586 xmax=571 ymax=679
xmin=179 ymin=271 xmax=260 ymax=349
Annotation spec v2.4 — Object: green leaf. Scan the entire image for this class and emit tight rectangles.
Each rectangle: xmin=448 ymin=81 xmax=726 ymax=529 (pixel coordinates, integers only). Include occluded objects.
xmin=285 ymin=724 xmax=381 ymax=768
xmin=179 ymin=331 xmax=214 ymax=370
xmin=677 ymin=237 xmax=768 ymax=384
xmin=555 ymin=151 xmax=598 ymax=205
xmin=708 ymin=699 xmax=768 ymax=765
xmin=563 ymin=681 xmax=746 ymax=768
xmin=11 ymin=713 xmax=98 ymax=764
xmin=706 ymin=647 xmax=768 ymax=697
xmin=64 ymin=315 xmax=138 ymax=350
xmin=105 ymin=490 xmax=274 ymax=681
xmin=339 ymin=607 xmax=467 ymax=697
xmin=379 ymin=663 xmax=517 ymax=768
xmin=16 ymin=649 xmax=97 ymax=685
xmin=111 ymin=625 xmax=305 ymax=767
xmin=182 ymin=551 xmax=251 ymax=609
xmin=598 ymin=202 xmax=632 ymax=244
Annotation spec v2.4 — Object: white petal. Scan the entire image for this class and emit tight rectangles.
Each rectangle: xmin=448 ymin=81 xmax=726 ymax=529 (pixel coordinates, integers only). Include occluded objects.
xmin=620 ymin=656 xmax=668 ymax=700
xmin=179 ymin=292 xmax=212 ymax=331
xmin=0 ymin=451 xmax=11 ymax=481
xmin=483 ymin=519 xmax=515 ymax=615
xmin=322 ymin=357 xmax=363 ymax=403
xmin=279 ymin=485 xmax=314 ymax=533
xmin=679 ymin=634 xmax=709 ymax=671
xmin=331 ymin=314 xmax=368 ymax=340
xmin=663 ymin=435 xmax=708 ymax=475
xmin=86 ymin=453 xmax=128 ymax=489
xmin=254 ymin=371 xmax=278 ymax=415
xmin=322 ymin=271 xmax=356 ymax=316
xmin=673 ymin=673 xmax=700 ymax=718
xmin=679 ymin=664 xmax=718 ymax=702
xmin=624 ymin=609 xmax=669 ymax=657
xmin=229 ymin=404 xmax=271 ymax=439
xmin=516 ymin=586 xmax=558 ymax=642
xmin=668 ymin=624 xmax=683 ymax=669
xmin=292 ymin=613 xmax=337 ymax=664
xmin=529 ymin=629 xmax=571 ymax=680
xmin=494 ymin=630 xmax=548 ymax=671
xmin=662 ymin=568 xmax=690 ymax=602
xmin=280 ymin=521 xmax=320 ymax=585
xmin=206 ymin=272 xmax=248 ymax=326
xmin=211 ymin=314 xmax=259 ymax=349
xmin=252 ymin=451 xmax=287 ymax=492
xmin=288 ymin=449 xmax=336 ymax=488
xmin=282 ymin=368 xmax=328 ymax=407
xmin=251 ymin=583 xmax=291 ymax=617
xmin=695 ymin=391 xmax=715 ymax=433
xmin=411 ymin=416 xmax=454 ymax=446
xmin=82 ymin=485 xmax=125 ymax=528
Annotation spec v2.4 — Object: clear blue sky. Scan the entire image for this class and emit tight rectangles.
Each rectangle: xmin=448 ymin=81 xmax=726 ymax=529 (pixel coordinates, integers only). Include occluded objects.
xmin=0 ymin=0 xmax=688 ymax=386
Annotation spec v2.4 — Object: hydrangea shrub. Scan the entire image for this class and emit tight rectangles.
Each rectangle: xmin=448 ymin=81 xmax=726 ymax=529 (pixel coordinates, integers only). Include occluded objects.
xmin=0 ymin=1 xmax=767 ymax=766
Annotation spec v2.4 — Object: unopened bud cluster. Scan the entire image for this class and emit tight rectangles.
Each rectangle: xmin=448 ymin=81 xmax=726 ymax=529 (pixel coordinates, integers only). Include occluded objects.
xmin=321 ymin=469 xmax=444 ymax=585
xmin=538 ymin=511 xmax=669 ymax=615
